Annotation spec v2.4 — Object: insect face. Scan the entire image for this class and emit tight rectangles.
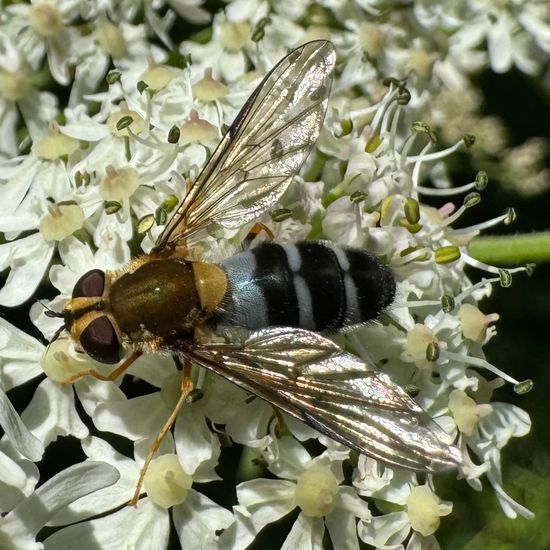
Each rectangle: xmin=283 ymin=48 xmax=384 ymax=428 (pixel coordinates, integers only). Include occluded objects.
xmin=64 ymin=269 xmax=121 ymax=364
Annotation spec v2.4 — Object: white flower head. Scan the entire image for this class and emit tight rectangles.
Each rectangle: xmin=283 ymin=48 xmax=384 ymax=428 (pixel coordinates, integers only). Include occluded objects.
xmin=0 ymin=3 xmax=539 ymax=549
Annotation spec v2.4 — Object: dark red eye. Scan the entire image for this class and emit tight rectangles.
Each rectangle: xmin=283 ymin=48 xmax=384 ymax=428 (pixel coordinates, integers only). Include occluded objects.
xmin=72 ymin=269 xmax=105 ymax=299
xmin=80 ymin=316 xmax=120 ymax=364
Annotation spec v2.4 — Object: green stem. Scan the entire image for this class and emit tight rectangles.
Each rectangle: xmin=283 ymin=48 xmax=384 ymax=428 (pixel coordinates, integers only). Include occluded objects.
xmin=467 ymin=232 xmax=550 ymax=264
xmin=303 ymin=150 xmax=328 ymax=182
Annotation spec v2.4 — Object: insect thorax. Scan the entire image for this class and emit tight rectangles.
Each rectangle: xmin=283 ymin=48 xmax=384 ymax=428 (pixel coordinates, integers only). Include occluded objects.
xmin=109 ymin=258 xmax=205 ymax=340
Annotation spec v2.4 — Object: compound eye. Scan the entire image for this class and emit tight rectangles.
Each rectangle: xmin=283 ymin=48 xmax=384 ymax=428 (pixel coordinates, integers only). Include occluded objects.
xmin=80 ymin=316 xmax=120 ymax=364
xmin=72 ymin=269 xmax=105 ymax=299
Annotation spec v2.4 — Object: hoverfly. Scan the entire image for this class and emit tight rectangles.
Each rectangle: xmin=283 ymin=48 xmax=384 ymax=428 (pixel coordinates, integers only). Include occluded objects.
xmin=52 ymin=41 xmax=461 ymax=505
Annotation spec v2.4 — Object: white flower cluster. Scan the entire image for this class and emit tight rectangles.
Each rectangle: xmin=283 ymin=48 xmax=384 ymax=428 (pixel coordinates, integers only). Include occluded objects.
xmin=0 ymin=1 xmax=541 ymax=548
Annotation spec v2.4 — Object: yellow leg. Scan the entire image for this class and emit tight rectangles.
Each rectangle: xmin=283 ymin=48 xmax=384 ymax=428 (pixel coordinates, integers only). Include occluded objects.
xmin=247 ymin=222 xmax=274 ymax=241
xmin=273 ymin=408 xmax=286 ymax=437
xmin=130 ymin=360 xmax=194 ymax=506
xmin=61 ymin=351 xmax=142 ymax=384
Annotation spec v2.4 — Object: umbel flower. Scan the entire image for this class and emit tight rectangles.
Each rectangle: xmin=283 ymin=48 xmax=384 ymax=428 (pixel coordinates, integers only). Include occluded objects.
xmin=0 ymin=1 xmax=543 ymax=548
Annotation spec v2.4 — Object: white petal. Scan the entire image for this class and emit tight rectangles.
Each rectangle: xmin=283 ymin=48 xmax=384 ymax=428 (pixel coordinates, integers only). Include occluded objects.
xmin=481 ymin=402 xmax=531 ymax=447
xmin=264 ymin=436 xmax=311 ymax=480
xmin=134 ymin=433 xmax=175 ymax=465
xmin=217 ymin=506 xmax=256 ymax=550
xmin=334 ymin=486 xmax=371 ymax=519
xmin=236 ymin=479 xmax=296 ymax=533
xmin=127 ymin=354 xmax=177 ymax=388
xmin=75 ymin=377 xmax=126 ymax=420
xmin=0 ymin=316 xmax=43 ymax=390
xmin=173 ymin=489 xmax=234 ymax=549
xmin=174 ymin=408 xmax=220 ymax=481
xmin=44 ymin=498 xmax=169 ymax=550
xmin=281 ymin=514 xmax=323 ymax=550
xmin=0 ymin=444 xmax=39 ymax=513
xmin=224 ymin=396 xmax=273 ymax=446
xmin=0 ymin=234 xmax=54 ymax=307
xmin=406 ymin=531 xmax=441 ymax=550
xmin=49 ymin=438 xmax=140 ymax=525
xmin=93 ymin=393 xmax=167 ymax=440
xmin=0 ymin=387 xmax=43 ymax=460
xmin=282 ymin=412 xmax=322 ymax=442
xmin=0 ymin=213 xmax=40 ymax=232
xmin=8 ymin=462 xmax=119 ymax=536
xmin=367 ymin=469 xmax=417 ymax=506
xmin=357 ymin=512 xmax=410 ymax=549
xmin=61 ymin=118 xmax=111 ymax=141
xmin=21 ymin=379 xmax=88 ymax=446
xmin=326 ymin=503 xmax=363 ymax=550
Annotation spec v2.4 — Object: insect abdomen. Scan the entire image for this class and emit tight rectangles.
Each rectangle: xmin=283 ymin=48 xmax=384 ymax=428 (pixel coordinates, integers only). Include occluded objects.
xmin=217 ymin=242 xmax=395 ymax=331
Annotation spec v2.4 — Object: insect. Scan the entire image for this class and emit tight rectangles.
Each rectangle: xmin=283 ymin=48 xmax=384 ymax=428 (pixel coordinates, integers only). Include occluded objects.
xmin=50 ymin=41 xmax=461 ymax=506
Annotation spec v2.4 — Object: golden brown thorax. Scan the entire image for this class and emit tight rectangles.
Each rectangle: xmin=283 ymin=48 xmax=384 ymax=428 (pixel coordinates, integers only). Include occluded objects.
xmin=109 ymin=258 xmax=227 ymax=340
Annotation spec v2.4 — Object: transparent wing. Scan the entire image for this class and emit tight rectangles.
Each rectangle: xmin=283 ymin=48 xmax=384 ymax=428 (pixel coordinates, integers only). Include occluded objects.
xmin=157 ymin=40 xmax=336 ymax=248
xmin=184 ymin=327 xmax=462 ymax=473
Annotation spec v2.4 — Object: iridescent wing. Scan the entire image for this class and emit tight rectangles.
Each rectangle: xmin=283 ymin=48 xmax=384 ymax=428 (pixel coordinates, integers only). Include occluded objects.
xmin=184 ymin=327 xmax=462 ymax=473
xmin=156 ymin=40 xmax=335 ymax=249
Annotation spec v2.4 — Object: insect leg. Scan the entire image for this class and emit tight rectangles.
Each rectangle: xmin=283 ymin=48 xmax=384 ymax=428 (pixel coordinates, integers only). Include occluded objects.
xmin=129 ymin=357 xmax=194 ymax=506
xmin=243 ymin=222 xmax=274 ymax=248
xmin=60 ymin=351 xmax=142 ymax=384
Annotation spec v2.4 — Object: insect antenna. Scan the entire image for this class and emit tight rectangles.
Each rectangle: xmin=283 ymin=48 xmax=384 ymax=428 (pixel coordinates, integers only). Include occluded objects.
xmin=35 ymin=299 xmax=67 ymax=343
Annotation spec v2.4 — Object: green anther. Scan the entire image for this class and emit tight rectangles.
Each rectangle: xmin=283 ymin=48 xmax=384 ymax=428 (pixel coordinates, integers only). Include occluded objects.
xmin=167 ymin=125 xmax=181 ymax=144
xmin=463 ymin=192 xmax=481 ymax=208
xmin=513 ymin=379 xmax=533 ymax=395
xmin=403 ymin=384 xmax=420 ymax=397
xmin=270 ymin=208 xmax=292 ymax=222
xmin=104 ymin=201 xmax=122 ymax=215
xmin=365 ymin=134 xmax=382 ymax=153
xmin=339 ymin=118 xmax=353 ymax=136
xmin=411 ymin=121 xmax=436 ymax=141
xmin=404 ymin=198 xmax=420 ymax=224
xmin=399 ymin=245 xmax=421 ymax=257
xmin=426 ymin=341 xmax=440 ymax=362
xmin=251 ymin=18 xmax=269 ymax=42
xmin=106 ymin=70 xmax=121 ymax=84
xmin=161 ymin=194 xmax=179 ymax=212
xmin=463 ymin=133 xmax=476 ymax=147
xmin=411 ymin=121 xmax=430 ymax=134
xmin=251 ymin=27 xmax=265 ymax=42
xmin=75 ymin=171 xmax=90 ymax=187
xmin=397 ymin=87 xmax=411 ymax=105
xmin=441 ymin=294 xmax=455 ymax=313
xmin=399 ymin=246 xmax=430 ymax=262
xmin=137 ymin=80 xmax=148 ymax=94
xmin=155 ymin=207 xmax=167 ymax=226
xmin=475 ymin=171 xmax=488 ymax=191
xmin=435 ymin=245 xmax=461 ymax=264
xmin=350 ymin=191 xmax=367 ymax=204
xmin=398 ymin=218 xmax=421 ymax=233
xmin=116 ymin=115 xmax=134 ymax=131
xmin=137 ymin=213 xmax=155 ymax=234
xmin=525 ymin=263 xmax=536 ymax=276
xmin=503 ymin=207 xmax=517 ymax=225
xmin=498 ymin=269 xmax=512 ymax=288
